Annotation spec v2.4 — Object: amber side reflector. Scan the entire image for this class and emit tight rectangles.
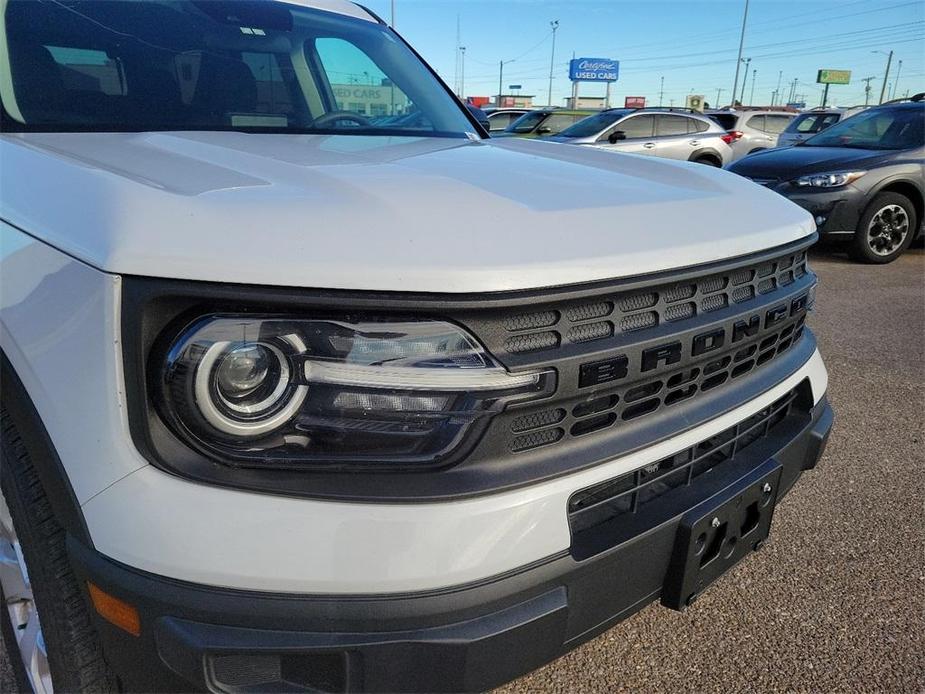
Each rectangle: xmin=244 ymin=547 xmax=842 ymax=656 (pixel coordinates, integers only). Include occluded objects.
xmin=87 ymin=582 xmax=141 ymax=637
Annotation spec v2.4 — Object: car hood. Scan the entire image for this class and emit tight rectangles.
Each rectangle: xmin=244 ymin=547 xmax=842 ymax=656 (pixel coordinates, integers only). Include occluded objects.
xmin=1 ymin=131 xmax=813 ymax=292
xmin=728 ymin=145 xmax=897 ymax=180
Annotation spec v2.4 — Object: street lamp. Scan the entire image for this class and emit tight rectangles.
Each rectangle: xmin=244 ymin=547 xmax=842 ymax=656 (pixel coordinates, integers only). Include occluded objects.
xmin=497 ymin=58 xmax=516 ymax=107
xmin=547 ymin=20 xmax=559 ymax=108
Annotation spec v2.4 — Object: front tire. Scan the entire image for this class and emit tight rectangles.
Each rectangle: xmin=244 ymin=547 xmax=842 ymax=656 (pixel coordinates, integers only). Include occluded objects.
xmin=849 ymin=192 xmax=917 ymax=264
xmin=0 ymin=408 xmax=118 ymax=693
xmin=692 ymin=155 xmax=721 ymax=167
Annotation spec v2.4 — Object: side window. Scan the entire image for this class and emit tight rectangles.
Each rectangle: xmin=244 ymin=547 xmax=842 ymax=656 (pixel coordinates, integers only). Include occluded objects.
xmin=619 ymin=115 xmax=655 ymax=138
xmin=655 ymin=115 xmax=689 ymax=136
xmin=543 ymin=113 xmax=582 ymax=133
xmin=689 ymin=118 xmax=710 ymax=133
xmin=746 ymin=115 xmax=766 ymax=132
xmin=764 ymin=115 xmax=792 ymax=134
xmin=313 ymin=38 xmax=412 ymax=120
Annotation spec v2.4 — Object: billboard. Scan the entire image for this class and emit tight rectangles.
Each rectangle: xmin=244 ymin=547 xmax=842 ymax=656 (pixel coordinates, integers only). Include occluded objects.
xmin=569 ymin=58 xmax=619 ymax=82
xmin=625 ymin=96 xmax=646 ymax=108
xmin=817 ymin=69 xmax=851 ymax=85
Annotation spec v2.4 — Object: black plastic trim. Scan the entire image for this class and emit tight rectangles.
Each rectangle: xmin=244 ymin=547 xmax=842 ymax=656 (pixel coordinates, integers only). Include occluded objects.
xmin=0 ymin=351 xmax=93 ymax=546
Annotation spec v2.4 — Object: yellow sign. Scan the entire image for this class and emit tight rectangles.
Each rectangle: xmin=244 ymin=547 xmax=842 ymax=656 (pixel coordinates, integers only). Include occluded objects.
xmin=817 ymin=70 xmax=851 ymax=85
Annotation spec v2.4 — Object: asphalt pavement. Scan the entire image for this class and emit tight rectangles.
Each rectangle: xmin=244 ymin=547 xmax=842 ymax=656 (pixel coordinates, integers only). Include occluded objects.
xmin=1 ymin=247 xmax=922 ymax=693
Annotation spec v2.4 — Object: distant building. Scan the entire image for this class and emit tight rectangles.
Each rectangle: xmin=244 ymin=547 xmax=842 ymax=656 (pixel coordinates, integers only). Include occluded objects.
xmin=565 ymin=95 xmax=608 ymax=109
xmin=490 ymin=94 xmax=536 ymax=108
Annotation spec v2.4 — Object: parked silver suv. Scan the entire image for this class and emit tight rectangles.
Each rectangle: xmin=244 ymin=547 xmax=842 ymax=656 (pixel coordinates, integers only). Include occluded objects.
xmin=777 ymin=107 xmax=866 ymax=148
xmin=550 ymin=108 xmax=733 ymax=166
xmin=706 ymin=109 xmax=796 ymax=161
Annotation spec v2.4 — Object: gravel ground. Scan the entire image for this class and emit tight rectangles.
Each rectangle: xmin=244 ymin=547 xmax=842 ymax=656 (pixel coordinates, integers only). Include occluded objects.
xmin=499 ymin=247 xmax=925 ymax=694
xmin=1 ymin=247 xmax=922 ymax=692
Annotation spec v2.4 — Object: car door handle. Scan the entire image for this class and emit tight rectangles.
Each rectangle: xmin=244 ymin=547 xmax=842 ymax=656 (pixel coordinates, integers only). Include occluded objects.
xmin=643 ymin=142 xmax=656 ymax=149
xmin=689 ymin=140 xmax=700 ymax=146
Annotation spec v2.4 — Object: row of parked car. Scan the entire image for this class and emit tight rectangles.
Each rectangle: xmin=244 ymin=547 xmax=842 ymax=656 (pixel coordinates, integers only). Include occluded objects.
xmin=479 ymin=98 xmax=924 ymax=264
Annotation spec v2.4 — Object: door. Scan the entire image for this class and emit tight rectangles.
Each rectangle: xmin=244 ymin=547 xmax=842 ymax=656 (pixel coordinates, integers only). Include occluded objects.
xmin=595 ymin=114 xmax=656 ymax=155
xmin=652 ymin=114 xmax=698 ymax=160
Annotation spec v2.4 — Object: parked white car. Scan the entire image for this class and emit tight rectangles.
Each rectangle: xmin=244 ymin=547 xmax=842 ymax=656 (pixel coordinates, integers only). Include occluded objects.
xmin=706 ymin=109 xmax=797 ymax=160
xmin=0 ymin=1 xmax=832 ymax=692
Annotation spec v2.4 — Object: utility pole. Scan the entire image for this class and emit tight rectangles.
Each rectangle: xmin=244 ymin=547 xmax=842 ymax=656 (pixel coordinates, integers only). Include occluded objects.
xmin=750 ymin=68 xmax=757 ymax=105
xmin=547 ymin=20 xmax=559 ymax=108
xmin=787 ymin=78 xmax=798 ymax=104
xmin=454 ymin=15 xmax=460 ymax=96
xmin=891 ymin=59 xmax=903 ymax=100
xmin=861 ymin=76 xmax=876 ymax=106
xmin=390 ymin=0 xmax=395 ymax=27
xmin=497 ymin=59 xmax=515 ymax=107
xmin=659 ymin=76 xmax=665 ymax=107
xmin=731 ymin=0 xmax=750 ymax=107
xmin=715 ymin=87 xmax=725 ymax=107
xmin=877 ymin=50 xmax=893 ymax=104
xmin=773 ymin=70 xmax=782 ymax=106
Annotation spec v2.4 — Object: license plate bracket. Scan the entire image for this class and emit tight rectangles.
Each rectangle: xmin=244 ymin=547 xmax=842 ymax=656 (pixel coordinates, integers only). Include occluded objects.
xmin=661 ymin=459 xmax=782 ymax=611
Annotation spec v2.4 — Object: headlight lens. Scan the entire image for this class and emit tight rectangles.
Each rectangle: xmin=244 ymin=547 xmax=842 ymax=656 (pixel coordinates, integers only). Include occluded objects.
xmin=794 ymin=171 xmax=865 ymax=188
xmin=158 ymin=316 xmax=550 ymax=468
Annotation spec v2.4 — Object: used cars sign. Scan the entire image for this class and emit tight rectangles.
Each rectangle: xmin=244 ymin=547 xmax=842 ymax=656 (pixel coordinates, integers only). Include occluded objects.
xmin=816 ymin=69 xmax=851 ymax=85
xmin=569 ymin=58 xmax=619 ymax=82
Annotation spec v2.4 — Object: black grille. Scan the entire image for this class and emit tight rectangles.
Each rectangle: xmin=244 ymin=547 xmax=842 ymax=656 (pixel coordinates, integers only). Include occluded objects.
xmin=506 ymin=315 xmax=806 ymax=452
xmin=500 ymin=249 xmax=808 ymax=355
xmin=568 ymin=385 xmax=801 ymax=536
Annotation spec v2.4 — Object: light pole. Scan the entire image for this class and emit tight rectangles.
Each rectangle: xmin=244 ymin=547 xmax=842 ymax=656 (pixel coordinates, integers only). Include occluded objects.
xmin=547 ymin=20 xmax=559 ymax=108
xmin=773 ymin=69 xmax=782 ymax=106
xmin=497 ymin=59 xmax=515 ymax=107
xmin=731 ymin=0 xmax=750 ymax=108
xmin=750 ymin=68 xmax=757 ymax=105
xmin=873 ymin=50 xmax=893 ymax=104
xmin=715 ymin=87 xmax=724 ymax=107
xmin=659 ymin=76 xmax=665 ymax=107
xmin=891 ymin=59 xmax=903 ymax=100
xmin=459 ymin=47 xmax=466 ymax=99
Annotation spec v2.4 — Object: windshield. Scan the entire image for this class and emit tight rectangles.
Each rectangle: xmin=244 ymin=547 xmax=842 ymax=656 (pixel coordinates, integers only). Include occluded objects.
xmin=1 ymin=0 xmax=474 ymax=137
xmin=802 ymin=107 xmax=923 ymax=150
xmin=506 ymin=111 xmax=547 ymax=133
xmin=558 ymin=110 xmax=631 ymax=138
xmin=788 ymin=113 xmax=840 ymax=134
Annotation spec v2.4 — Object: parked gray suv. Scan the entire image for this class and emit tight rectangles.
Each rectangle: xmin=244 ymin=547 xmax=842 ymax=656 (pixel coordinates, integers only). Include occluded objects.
xmin=550 ymin=108 xmax=733 ymax=166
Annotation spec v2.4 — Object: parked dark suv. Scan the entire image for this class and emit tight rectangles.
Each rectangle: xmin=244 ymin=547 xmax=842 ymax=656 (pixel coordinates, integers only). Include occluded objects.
xmin=727 ymin=96 xmax=924 ymax=263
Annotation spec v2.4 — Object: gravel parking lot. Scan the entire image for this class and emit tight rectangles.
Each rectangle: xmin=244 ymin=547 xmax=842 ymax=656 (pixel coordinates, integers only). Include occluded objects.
xmin=1 ymin=247 xmax=922 ymax=692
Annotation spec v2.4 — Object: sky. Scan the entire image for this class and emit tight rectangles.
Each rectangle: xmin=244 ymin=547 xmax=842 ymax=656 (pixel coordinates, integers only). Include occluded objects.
xmin=362 ymin=0 xmax=925 ymax=108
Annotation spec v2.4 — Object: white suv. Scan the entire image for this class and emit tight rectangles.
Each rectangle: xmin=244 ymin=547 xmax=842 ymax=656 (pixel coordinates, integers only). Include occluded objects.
xmin=0 ymin=1 xmax=833 ymax=692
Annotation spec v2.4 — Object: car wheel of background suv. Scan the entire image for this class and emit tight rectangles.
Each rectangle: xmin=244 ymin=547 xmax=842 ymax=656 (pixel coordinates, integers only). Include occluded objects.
xmin=850 ymin=192 xmax=917 ymax=264
xmin=0 ymin=408 xmax=119 ymax=693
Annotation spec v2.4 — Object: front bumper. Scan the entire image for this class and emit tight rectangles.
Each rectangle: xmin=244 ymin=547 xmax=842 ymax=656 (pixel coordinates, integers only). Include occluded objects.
xmin=68 ymin=391 xmax=833 ymax=692
xmin=771 ymin=183 xmax=866 ymax=236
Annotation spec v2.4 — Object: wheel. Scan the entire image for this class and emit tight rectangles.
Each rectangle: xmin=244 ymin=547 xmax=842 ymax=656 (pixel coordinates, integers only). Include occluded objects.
xmin=693 ymin=156 xmax=721 ymax=167
xmin=849 ymin=192 xmax=917 ymax=264
xmin=0 ymin=408 xmax=118 ymax=693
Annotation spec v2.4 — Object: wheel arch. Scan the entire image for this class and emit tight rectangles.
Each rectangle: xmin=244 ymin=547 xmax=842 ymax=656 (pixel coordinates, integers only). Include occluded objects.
xmin=688 ymin=148 xmax=723 ymax=166
xmin=0 ymin=350 xmax=93 ymax=546
xmin=871 ymin=179 xmax=923 ymax=236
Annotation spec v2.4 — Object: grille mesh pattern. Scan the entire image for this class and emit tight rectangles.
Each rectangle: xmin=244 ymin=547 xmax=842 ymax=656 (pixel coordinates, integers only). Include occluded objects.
xmin=502 ymin=249 xmax=809 ymax=354
xmin=506 ymin=315 xmax=807 ymax=452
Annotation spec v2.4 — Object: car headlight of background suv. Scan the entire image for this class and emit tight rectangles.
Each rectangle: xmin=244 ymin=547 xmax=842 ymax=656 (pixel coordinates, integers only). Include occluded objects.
xmin=793 ymin=171 xmax=866 ymax=188
xmin=156 ymin=315 xmax=552 ymax=469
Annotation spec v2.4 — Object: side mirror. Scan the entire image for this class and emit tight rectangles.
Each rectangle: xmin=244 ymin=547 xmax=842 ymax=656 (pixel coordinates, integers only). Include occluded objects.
xmin=536 ymin=126 xmax=552 ymax=135
xmin=608 ymin=130 xmax=626 ymax=144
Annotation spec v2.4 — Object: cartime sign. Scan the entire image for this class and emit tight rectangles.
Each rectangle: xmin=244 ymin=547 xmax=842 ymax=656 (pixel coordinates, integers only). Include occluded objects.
xmin=569 ymin=58 xmax=619 ymax=82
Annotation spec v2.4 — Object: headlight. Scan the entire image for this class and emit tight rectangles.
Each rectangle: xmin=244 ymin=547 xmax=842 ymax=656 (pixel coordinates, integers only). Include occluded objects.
xmin=157 ymin=315 xmax=551 ymax=468
xmin=794 ymin=171 xmax=865 ymax=188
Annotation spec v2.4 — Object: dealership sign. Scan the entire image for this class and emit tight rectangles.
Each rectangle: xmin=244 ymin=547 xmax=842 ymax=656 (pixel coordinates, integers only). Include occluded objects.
xmin=817 ymin=69 xmax=851 ymax=85
xmin=625 ymin=96 xmax=646 ymax=108
xmin=569 ymin=58 xmax=619 ymax=82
